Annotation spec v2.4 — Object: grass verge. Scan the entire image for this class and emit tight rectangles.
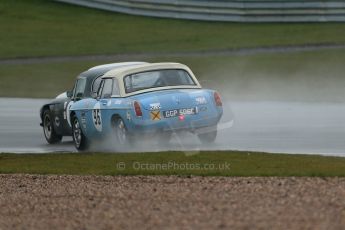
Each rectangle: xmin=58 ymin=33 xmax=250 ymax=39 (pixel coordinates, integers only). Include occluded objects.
xmin=1 ymin=151 xmax=345 ymax=176
xmin=1 ymin=0 xmax=345 ymax=58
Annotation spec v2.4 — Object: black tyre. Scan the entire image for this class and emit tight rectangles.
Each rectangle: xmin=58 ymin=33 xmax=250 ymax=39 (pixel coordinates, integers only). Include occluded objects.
xmin=197 ymin=129 xmax=217 ymax=144
xmin=112 ymin=117 xmax=131 ymax=148
xmin=43 ymin=110 xmax=62 ymax=144
xmin=72 ymin=115 xmax=89 ymax=151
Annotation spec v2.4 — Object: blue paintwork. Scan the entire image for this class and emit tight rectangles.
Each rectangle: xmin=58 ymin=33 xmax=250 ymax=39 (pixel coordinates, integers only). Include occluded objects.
xmin=70 ymin=88 xmax=223 ymax=139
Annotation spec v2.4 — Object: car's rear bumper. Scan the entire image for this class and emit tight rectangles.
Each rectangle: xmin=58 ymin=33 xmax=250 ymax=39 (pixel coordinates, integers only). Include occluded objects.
xmin=127 ymin=112 xmax=222 ymax=134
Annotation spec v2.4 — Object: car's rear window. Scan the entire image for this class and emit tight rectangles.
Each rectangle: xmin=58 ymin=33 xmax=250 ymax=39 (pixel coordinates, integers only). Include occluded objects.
xmin=124 ymin=69 xmax=196 ymax=93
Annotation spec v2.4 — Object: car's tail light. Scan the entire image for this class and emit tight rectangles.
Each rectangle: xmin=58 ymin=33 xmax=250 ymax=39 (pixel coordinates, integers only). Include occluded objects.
xmin=133 ymin=101 xmax=143 ymax=117
xmin=214 ymin=92 xmax=222 ymax=106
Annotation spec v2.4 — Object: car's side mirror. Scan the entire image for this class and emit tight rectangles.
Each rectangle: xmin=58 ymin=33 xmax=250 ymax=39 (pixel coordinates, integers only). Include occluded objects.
xmin=74 ymin=92 xmax=83 ymax=101
xmin=91 ymin=91 xmax=98 ymax=99
xmin=91 ymin=92 xmax=101 ymax=101
xmin=66 ymin=90 xmax=73 ymax=98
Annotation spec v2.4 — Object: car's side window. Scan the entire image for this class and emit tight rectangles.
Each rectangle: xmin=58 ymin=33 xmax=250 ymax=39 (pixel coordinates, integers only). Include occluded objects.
xmin=101 ymin=79 xmax=113 ymax=98
xmin=92 ymin=75 xmax=103 ymax=94
xmin=112 ymin=79 xmax=120 ymax=97
xmin=73 ymin=78 xmax=86 ymax=99
xmin=97 ymin=80 xmax=105 ymax=98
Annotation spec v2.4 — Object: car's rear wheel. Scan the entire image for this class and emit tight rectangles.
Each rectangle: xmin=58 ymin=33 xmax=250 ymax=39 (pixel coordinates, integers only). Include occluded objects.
xmin=72 ymin=115 xmax=88 ymax=151
xmin=43 ymin=110 xmax=62 ymax=144
xmin=112 ymin=117 xmax=131 ymax=148
xmin=197 ymin=128 xmax=217 ymax=144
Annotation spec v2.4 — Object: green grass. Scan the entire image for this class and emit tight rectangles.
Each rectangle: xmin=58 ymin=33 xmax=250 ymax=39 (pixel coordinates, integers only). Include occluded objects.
xmin=1 ymin=151 xmax=345 ymax=176
xmin=2 ymin=0 xmax=345 ymax=99
xmin=1 ymin=0 xmax=345 ymax=58
xmin=1 ymin=49 xmax=345 ymax=101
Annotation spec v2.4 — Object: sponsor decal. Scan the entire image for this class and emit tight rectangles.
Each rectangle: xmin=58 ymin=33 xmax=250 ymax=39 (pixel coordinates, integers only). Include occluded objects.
xmin=195 ymin=96 xmax=207 ymax=105
xmin=149 ymin=103 xmax=161 ymax=110
xmin=114 ymin=100 xmax=122 ymax=105
xmin=150 ymin=110 xmax=161 ymax=121
xmin=126 ymin=111 xmax=131 ymax=120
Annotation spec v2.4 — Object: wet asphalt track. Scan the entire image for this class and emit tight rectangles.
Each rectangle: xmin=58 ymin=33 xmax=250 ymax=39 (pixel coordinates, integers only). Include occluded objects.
xmin=0 ymin=98 xmax=345 ymax=156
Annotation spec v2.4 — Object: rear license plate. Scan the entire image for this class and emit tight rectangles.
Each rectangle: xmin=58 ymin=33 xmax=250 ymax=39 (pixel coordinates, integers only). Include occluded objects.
xmin=163 ymin=108 xmax=197 ymax=118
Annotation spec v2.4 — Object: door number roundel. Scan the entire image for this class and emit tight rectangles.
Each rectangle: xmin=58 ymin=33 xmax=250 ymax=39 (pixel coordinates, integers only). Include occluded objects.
xmin=92 ymin=103 xmax=102 ymax=132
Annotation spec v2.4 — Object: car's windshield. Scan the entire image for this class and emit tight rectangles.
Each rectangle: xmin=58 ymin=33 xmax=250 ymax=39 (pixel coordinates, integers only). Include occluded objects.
xmin=124 ymin=69 xmax=196 ymax=93
xmin=73 ymin=78 xmax=86 ymax=98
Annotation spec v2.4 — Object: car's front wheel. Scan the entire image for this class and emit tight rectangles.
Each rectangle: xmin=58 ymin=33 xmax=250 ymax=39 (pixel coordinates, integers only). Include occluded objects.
xmin=72 ymin=115 xmax=88 ymax=151
xmin=43 ymin=110 xmax=62 ymax=144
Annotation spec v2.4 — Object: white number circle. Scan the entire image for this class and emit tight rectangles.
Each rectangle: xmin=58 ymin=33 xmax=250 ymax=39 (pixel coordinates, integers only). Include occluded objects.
xmin=92 ymin=103 xmax=102 ymax=132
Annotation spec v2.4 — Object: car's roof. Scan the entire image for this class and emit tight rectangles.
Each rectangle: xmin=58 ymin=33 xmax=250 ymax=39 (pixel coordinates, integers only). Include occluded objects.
xmin=101 ymin=62 xmax=202 ymax=97
xmin=78 ymin=62 xmax=147 ymax=79
xmin=101 ymin=62 xmax=191 ymax=80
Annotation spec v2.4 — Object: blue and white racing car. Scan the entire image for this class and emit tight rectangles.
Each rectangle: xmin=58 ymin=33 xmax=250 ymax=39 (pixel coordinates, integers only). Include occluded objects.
xmin=70 ymin=62 xmax=223 ymax=150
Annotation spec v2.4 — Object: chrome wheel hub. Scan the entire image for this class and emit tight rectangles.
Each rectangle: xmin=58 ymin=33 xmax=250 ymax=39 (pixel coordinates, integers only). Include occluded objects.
xmin=73 ymin=119 xmax=81 ymax=147
xmin=116 ymin=120 xmax=127 ymax=145
xmin=43 ymin=115 xmax=52 ymax=139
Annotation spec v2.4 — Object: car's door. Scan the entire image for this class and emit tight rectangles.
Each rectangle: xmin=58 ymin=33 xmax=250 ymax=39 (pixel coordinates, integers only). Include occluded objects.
xmin=98 ymin=78 xmax=115 ymax=134
xmin=82 ymin=78 xmax=112 ymax=138
xmin=64 ymin=78 xmax=87 ymax=130
xmin=84 ymin=78 xmax=123 ymax=138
